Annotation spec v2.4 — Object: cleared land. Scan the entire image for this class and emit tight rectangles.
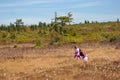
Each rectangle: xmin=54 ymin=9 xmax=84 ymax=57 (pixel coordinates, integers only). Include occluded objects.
xmin=0 ymin=43 xmax=120 ymax=80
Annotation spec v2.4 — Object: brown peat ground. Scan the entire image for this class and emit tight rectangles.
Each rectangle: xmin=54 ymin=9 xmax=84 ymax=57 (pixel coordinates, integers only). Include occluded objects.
xmin=0 ymin=43 xmax=120 ymax=80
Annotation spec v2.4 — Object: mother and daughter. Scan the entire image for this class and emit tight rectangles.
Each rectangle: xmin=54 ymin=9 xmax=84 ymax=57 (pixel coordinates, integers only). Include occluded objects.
xmin=74 ymin=46 xmax=88 ymax=61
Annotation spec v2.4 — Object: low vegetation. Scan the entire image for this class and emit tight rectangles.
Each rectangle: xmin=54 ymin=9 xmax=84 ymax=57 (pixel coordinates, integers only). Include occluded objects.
xmin=0 ymin=43 xmax=119 ymax=80
xmin=0 ymin=21 xmax=120 ymax=46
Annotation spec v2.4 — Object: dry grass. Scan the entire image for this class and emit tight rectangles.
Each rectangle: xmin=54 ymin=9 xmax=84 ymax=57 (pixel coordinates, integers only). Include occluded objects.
xmin=0 ymin=43 xmax=120 ymax=80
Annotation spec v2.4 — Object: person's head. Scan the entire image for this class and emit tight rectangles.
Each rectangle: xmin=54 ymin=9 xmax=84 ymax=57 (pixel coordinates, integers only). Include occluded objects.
xmin=79 ymin=49 xmax=82 ymax=52
xmin=74 ymin=46 xmax=77 ymax=49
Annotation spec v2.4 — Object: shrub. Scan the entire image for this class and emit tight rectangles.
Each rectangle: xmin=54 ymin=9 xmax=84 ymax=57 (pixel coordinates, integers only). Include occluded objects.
xmin=13 ymin=44 xmax=18 ymax=48
xmin=50 ymin=35 xmax=61 ymax=45
xmin=109 ymin=35 xmax=120 ymax=42
xmin=101 ymin=32 xmax=120 ymax=42
xmin=72 ymin=32 xmax=77 ymax=36
xmin=10 ymin=32 xmax=16 ymax=39
xmin=1 ymin=31 xmax=8 ymax=38
xmin=34 ymin=39 xmax=42 ymax=48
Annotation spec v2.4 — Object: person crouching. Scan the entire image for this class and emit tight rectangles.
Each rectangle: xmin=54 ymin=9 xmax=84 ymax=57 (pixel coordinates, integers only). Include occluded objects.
xmin=79 ymin=49 xmax=88 ymax=62
xmin=74 ymin=46 xmax=80 ymax=59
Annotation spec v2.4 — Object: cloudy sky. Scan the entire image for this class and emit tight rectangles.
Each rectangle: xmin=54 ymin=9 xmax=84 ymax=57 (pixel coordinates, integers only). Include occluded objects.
xmin=0 ymin=0 xmax=120 ymax=25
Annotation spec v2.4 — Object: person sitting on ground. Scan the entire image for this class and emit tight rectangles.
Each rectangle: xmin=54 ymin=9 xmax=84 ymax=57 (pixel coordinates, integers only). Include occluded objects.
xmin=74 ymin=46 xmax=80 ymax=59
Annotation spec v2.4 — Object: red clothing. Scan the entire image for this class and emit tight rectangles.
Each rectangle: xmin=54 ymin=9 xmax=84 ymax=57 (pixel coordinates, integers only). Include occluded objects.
xmin=80 ymin=51 xmax=86 ymax=58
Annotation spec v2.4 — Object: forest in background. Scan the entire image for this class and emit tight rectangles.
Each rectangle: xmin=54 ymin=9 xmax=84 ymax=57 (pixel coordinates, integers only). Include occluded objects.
xmin=0 ymin=12 xmax=120 ymax=48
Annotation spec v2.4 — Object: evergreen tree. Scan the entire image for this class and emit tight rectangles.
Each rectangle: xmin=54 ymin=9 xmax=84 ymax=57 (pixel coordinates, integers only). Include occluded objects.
xmin=9 ymin=23 xmax=16 ymax=32
xmin=84 ymin=20 xmax=89 ymax=24
xmin=56 ymin=12 xmax=73 ymax=26
xmin=14 ymin=19 xmax=24 ymax=32
xmin=38 ymin=22 xmax=43 ymax=28
xmin=67 ymin=12 xmax=73 ymax=25
xmin=117 ymin=18 xmax=119 ymax=22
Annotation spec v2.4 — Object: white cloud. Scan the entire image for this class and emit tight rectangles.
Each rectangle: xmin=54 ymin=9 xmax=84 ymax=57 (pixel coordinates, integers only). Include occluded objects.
xmin=0 ymin=0 xmax=49 ymax=7
xmin=0 ymin=17 xmax=52 ymax=25
xmin=24 ymin=17 xmax=52 ymax=25
xmin=70 ymin=1 xmax=102 ymax=9
xmin=0 ymin=19 xmax=14 ymax=25
xmin=0 ymin=10 xmax=8 ymax=13
xmin=73 ymin=12 xmax=120 ymax=23
xmin=0 ymin=0 xmax=64 ymax=7
xmin=0 ymin=8 xmax=25 ymax=13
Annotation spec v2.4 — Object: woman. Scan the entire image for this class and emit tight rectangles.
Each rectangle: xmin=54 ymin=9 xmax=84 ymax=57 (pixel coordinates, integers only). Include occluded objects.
xmin=74 ymin=46 xmax=80 ymax=59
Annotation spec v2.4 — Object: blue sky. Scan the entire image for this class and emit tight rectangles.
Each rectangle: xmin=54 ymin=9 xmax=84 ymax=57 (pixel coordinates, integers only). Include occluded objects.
xmin=0 ymin=0 xmax=120 ymax=25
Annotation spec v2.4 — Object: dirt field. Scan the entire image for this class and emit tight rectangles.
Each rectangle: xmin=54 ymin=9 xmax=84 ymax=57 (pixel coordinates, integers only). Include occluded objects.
xmin=0 ymin=43 xmax=120 ymax=80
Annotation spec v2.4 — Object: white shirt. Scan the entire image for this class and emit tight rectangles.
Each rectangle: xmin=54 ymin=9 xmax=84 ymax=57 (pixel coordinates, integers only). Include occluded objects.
xmin=75 ymin=48 xmax=80 ymax=55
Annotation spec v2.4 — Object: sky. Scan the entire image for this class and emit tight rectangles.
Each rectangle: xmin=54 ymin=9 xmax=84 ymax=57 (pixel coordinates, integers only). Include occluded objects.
xmin=0 ymin=0 xmax=120 ymax=25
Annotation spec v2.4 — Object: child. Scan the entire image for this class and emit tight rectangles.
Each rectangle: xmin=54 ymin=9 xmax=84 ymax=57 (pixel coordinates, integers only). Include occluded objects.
xmin=80 ymin=49 xmax=88 ymax=61
xmin=74 ymin=46 xmax=80 ymax=59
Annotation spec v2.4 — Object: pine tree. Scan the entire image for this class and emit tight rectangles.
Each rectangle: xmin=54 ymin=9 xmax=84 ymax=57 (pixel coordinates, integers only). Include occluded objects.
xmin=14 ymin=19 xmax=24 ymax=32
xmin=117 ymin=18 xmax=119 ymax=22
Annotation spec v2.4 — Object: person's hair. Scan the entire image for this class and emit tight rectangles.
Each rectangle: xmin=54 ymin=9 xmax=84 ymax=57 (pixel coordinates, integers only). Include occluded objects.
xmin=74 ymin=46 xmax=77 ymax=49
xmin=79 ymin=49 xmax=82 ymax=52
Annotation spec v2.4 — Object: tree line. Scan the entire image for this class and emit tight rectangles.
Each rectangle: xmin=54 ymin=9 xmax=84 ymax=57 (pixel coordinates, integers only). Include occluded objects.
xmin=0 ymin=11 xmax=119 ymax=33
xmin=0 ymin=12 xmax=73 ymax=33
